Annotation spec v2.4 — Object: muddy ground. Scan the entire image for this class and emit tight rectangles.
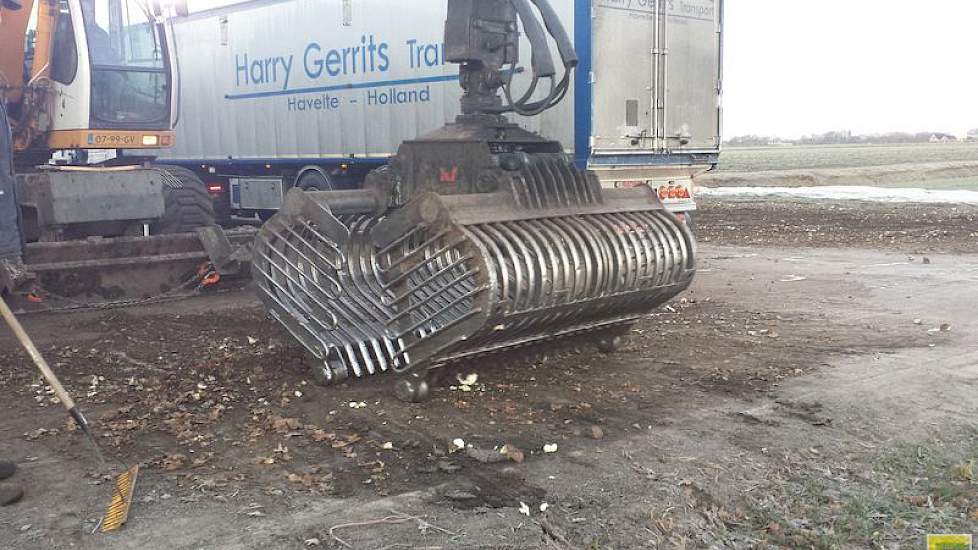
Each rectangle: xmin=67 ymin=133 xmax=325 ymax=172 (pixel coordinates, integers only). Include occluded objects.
xmin=1 ymin=198 xmax=976 ymax=549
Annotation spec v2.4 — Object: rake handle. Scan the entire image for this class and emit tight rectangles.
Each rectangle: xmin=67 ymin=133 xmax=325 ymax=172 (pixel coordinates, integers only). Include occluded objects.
xmin=0 ymin=296 xmax=81 ymax=417
xmin=1 ymin=298 xmax=123 ymax=521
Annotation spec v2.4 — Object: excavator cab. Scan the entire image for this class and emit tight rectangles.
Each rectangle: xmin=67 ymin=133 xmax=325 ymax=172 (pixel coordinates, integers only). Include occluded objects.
xmin=80 ymin=0 xmax=171 ymax=130
xmin=6 ymin=0 xmax=176 ymax=152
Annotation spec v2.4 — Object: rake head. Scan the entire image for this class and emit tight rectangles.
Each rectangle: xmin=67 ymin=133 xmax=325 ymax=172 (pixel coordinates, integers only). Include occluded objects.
xmin=101 ymin=464 xmax=139 ymax=533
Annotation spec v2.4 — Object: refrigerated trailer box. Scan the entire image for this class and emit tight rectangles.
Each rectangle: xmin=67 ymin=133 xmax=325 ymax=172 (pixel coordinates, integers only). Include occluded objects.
xmin=156 ymin=0 xmax=722 ymax=219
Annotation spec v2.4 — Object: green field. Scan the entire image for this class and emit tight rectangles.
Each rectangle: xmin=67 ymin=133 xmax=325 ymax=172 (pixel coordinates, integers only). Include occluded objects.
xmin=720 ymin=143 xmax=978 ymax=172
xmin=718 ymin=143 xmax=978 ymax=190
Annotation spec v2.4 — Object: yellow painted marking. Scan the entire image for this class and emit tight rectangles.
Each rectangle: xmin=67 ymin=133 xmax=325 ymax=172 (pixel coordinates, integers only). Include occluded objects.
xmin=928 ymin=535 xmax=973 ymax=550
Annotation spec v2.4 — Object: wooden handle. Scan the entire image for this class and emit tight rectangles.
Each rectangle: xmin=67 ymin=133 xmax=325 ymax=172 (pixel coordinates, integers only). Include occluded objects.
xmin=0 ymin=296 xmax=77 ymax=411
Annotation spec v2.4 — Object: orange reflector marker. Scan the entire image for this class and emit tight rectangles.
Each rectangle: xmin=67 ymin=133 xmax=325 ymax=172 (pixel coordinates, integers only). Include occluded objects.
xmin=658 ymin=185 xmax=692 ymax=200
xmin=202 ymin=271 xmax=221 ymax=286
xmin=207 ymin=184 xmax=223 ymax=193
xmin=196 ymin=263 xmax=221 ymax=287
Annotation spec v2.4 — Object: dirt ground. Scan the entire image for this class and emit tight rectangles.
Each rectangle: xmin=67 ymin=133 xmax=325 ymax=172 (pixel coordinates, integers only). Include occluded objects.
xmin=1 ymin=198 xmax=976 ymax=549
xmin=696 ymin=199 xmax=978 ymax=254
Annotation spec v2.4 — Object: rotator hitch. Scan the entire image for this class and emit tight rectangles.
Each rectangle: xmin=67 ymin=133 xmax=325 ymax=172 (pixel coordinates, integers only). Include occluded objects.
xmin=252 ymin=0 xmax=696 ymax=402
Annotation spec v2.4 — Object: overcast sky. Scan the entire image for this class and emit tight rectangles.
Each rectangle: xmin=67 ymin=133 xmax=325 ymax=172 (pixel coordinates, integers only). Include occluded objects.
xmin=723 ymin=0 xmax=978 ymax=138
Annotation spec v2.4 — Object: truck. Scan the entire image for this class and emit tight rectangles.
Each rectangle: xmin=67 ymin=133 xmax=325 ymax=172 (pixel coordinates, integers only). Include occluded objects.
xmin=156 ymin=0 xmax=723 ymax=224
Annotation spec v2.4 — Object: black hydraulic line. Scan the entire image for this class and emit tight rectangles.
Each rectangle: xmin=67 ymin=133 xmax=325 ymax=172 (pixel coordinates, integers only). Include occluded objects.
xmin=512 ymin=0 xmax=556 ymax=77
xmin=528 ymin=0 xmax=578 ymax=68
xmin=503 ymin=0 xmax=578 ymax=116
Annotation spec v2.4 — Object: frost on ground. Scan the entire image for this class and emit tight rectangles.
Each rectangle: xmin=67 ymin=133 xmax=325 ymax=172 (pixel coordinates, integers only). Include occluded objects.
xmin=697 ymin=185 xmax=978 ymax=204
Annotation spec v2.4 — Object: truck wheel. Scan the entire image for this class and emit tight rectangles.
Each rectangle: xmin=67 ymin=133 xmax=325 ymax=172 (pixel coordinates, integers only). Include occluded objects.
xmin=151 ymin=165 xmax=216 ymax=234
xmin=296 ymin=169 xmax=333 ymax=191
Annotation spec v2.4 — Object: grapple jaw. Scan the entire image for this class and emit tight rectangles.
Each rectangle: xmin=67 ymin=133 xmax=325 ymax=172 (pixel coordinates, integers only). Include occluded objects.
xmin=252 ymin=130 xmax=696 ymax=398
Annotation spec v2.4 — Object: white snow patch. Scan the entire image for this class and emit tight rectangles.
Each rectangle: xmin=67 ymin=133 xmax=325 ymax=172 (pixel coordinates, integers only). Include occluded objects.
xmin=697 ymin=185 xmax=978 ymax=204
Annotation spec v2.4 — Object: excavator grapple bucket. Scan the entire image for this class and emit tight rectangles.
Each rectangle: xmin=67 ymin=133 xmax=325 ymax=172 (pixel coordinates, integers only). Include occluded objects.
xmin=254 ymin=152 xmax=695 ymax=399
xmin=252 ymin=0 xmax=697 ymax=401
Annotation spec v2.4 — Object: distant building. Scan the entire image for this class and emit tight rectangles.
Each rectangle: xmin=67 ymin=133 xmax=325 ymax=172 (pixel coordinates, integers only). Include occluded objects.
xmin=929 ymin=133 xmax=955 ymax=143
xmin=967 ymin=129 xmax=978 ymax=142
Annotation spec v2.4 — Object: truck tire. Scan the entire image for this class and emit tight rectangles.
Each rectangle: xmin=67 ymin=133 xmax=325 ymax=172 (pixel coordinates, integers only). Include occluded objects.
xmin=151 ymin=165 xmax=216 ymax=234
xmin=296 ymin=168 xmax=333 ymax=191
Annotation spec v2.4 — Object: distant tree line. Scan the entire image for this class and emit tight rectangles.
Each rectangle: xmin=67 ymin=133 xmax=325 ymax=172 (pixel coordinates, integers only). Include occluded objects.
xmin=725 ymin=130 xmax=976 ymax=147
